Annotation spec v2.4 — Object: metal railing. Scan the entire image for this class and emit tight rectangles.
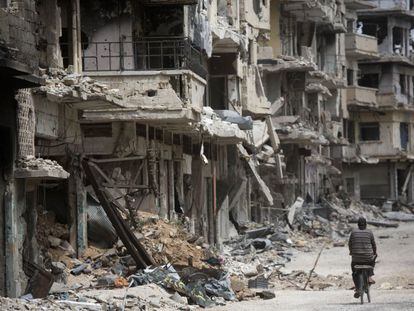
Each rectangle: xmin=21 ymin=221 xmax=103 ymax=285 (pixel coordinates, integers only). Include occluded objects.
xmin=78 ymin=37 xmax=206 ymax=77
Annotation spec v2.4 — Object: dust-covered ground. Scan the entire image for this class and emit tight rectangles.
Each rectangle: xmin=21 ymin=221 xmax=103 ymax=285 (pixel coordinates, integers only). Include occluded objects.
xmin=209 ymin=223 xmax=414 ymax=310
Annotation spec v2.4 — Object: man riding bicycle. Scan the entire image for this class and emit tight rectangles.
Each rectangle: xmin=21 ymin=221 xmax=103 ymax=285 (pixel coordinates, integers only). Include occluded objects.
xmin=348 ymin=217 xmax=377 ymax=298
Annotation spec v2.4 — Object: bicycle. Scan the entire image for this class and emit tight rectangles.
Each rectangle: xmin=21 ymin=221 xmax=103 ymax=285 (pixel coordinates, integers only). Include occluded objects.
xmin=354 ymin=264 xmax=373 ymax=304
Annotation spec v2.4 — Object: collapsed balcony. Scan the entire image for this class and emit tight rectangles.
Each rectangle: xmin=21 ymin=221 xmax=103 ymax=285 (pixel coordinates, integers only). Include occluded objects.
xmin=78 ymin=37 xmax=206 ymax=78
xmin=280 ymin=0 xmax=337 ymax=25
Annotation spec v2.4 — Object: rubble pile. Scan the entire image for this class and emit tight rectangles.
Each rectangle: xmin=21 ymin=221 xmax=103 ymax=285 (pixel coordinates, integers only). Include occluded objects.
xmin=36 ymin=68 xmax=124 ymax=105
xmin=139 ymin=218 xmax=206 ymax=269
xmin=31 ymin=212 xmax=240 ymax=308
xmin=17 ymin=156 xmax=65 ymax=171
xmin=37 ymin=208 xmax=71 ymax=254
xmin=218 ymin=194 xmax=401 ymax=295
xmin=22 ymin=194 xmax=413 ymax=309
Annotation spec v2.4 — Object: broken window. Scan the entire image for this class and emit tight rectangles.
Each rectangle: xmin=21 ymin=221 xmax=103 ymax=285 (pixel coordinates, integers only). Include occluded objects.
xmin=400 ymin=74 xmax=407 ymax=94
xmin=346 ymin=177 xmax=355 ymax=195
xmin=143 ymin=6 xmax=184 ymax=37
xmin=359 ymin=122 xmax=380 ymax=141
xmin=344 ymin=119 xmax=355 ymax=143
xmin=347 ymin=69 xmax=354 ymax=86
xmin=183 ymin=135 xmax=192 ymax=154
xmin=400 ymin=122 xmax=409 ymax=150
xmin=81 ymin=123 xmax=112 ymax=138
xmin=136 ymin=123 xmax=147 ymax=138
xmin=393 ymin=27 xmax=404 ymax=55
xmin=359 ymin=18 xmax=387 ymax=45
xmin=296 ymin=22 xmax=315 ymax=56
xmin=209 ymin=76 xmax=228 ymax=110
xmin=253 ymin=0 xmax=261 ymax=15
xmin=347 ymin=20 xmax=354 ymax=33
xmin=412 ymin=77 xmax=414 ymax=100
xmin=358 ymin=73 xmax=379 ymax=89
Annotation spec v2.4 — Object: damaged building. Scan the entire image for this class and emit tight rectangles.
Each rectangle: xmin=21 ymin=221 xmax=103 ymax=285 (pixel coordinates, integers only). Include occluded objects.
xmin=0 ymin=0 xmax=411 ymax=302
xmin=342 ymin=0 xmax=414 ymax=203
xmin=0 ymin=0 xmax=274 ymax=297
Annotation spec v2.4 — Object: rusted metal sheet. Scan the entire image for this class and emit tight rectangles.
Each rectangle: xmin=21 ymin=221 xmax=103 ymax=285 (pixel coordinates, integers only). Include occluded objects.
xmin=23 ymin=260 xmax=54 ymax=298
xmin=82 ymin=158 xmax=155 ymax=269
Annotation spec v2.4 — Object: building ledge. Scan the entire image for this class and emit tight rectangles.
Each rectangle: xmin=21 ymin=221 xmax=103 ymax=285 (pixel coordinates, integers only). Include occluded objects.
xmin=358 ymin=9 xmax=414 ymax=19
xmin=259 ymin=56 xmax=317 ymax=73
xmin=360 ymin=54 xmax=414 ymax=66
xmin=85 ymin=69 xmax=206 ymax=85
xmin=14 ymin=157 xmax=69 ymax=180
xmin=81 ymin=107 xmax=200 ymax=124
xmin=344 ymin=0 xmax=376 ymax=10
xmin=0 ymin=58 xmax=44 ymax=87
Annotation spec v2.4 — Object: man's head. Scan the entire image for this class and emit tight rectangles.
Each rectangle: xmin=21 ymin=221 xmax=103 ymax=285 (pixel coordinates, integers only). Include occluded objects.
xmin=358 ymin=217 xmax=367 ymax=230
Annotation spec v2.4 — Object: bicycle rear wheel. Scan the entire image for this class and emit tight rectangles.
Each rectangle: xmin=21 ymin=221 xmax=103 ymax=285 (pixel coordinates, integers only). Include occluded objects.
xmin=367 ymin=285 xmax=371 ymax=303
xmin=358 ymin=273 xmax=364 ymax=305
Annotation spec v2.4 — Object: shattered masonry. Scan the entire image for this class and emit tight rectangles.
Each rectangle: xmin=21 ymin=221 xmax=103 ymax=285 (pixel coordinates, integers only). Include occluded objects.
xmin=0 ymin=0 xmax=414 ymax=308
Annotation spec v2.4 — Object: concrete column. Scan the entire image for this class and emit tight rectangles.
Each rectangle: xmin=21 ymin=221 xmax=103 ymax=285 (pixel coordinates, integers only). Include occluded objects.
xmin=69 ymin=158 xmax=87 ymax=257
xmin=389 ymin=162 xmax=397 ymax=200
xmin=158 ymin=160 xmax=168 ymax=219
xmin=168 ymin=160 xmax=175 ymax=220
xmin=76 ymin=168 xmax=87 ymax=256
xmin=5 ymin=179 xmax=27 ymax=297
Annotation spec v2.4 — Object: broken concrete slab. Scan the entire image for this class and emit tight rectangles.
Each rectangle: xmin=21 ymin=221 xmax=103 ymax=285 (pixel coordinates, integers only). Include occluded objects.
xmin=288 ymin=197 xmax=304 ymax=226
xmin=14 ymin=156 xmax=69 ymax=179
xmin=383 ymin=212 xmax=414 ymax=222
xmin=237 ymin=144 xmax=274 ymax=206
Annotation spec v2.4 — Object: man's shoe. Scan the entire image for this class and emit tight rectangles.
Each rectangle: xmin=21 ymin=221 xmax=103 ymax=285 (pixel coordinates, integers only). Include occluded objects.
xmin=368 ymin=277 xmax=375 ymax=284
xmin=354 ymin=291 xmax=360 ymax=298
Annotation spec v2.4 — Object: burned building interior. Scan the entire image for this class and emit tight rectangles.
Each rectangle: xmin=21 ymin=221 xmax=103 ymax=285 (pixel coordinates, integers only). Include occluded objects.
xmin=1 ymin=0 xmax=414 ymax=309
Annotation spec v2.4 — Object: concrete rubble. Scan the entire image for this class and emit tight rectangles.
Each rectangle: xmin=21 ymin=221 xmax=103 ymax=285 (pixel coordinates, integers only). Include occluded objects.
xmin=36 ymin=68 xmax=125 ymax=108
xmin=1 ymin=0 xmax=414 ymax=309
xmin=14 ymin=156 xmax=70 ymax=179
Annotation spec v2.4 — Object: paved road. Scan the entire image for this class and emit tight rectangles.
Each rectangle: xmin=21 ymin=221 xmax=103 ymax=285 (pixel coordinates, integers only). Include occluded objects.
xmin=209 ymin=222 xmax=414 ymax=310
xmin=211 ymin=289 xmax=414 ymax=311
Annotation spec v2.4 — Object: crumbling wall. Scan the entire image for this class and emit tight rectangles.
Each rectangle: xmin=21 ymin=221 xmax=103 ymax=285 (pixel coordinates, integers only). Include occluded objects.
xmin=0 ymin=0 xmax=39 ymax=71
xmin=89 ymin=72 xmax=205 ymax=112
xmin=15 ymin=89 xmax=35 ymax=159
xmin=37 ymin=0 xmax=63 ymax=68
xmin=241 ymin=0 xmax=270 ymax=30
xmin=83 ymin=16 xmax=134 ymax=71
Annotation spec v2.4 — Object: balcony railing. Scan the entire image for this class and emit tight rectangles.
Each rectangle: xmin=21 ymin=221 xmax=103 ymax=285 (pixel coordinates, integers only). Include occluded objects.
xmin=78 ymin=37 xmax=206 ymax=77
